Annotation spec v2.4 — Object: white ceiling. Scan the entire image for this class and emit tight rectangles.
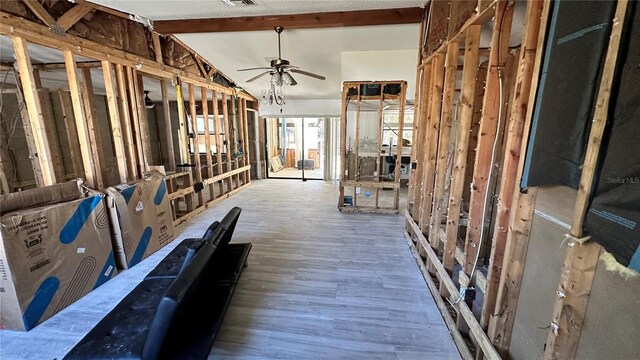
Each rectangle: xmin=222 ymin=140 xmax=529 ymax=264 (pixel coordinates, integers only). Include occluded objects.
xmin=93 ymin=0 xmax=425 ymax=21
xmin=178 ymin=25 xmax=419 ymax=101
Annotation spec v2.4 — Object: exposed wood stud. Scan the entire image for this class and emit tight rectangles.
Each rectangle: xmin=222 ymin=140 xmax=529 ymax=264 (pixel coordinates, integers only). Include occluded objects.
xmin=354 ymin=86 xmax=361 ymax=187
xmin=236 ymin=96 xmax=247 ymax=185
xmin=464 ymin=0 xmax=514 ymax=275
xmin=212 ymin=90 xmax=225 ymax=195
xmin=38 ymin=89 xmax=65 ymax=181
xmin=376 ymin=82 xmax=385 ymax=209
xmin=57 ymin=90 xmax=84 ymax=177
xmin=392 ymin=83 xmax=407 ymax=210
xmin=160 ymin=79 xmax=176 ymax=171
xmin=545 ymin=1 xmax=629 ymax=358
xmin=152 ymin=33 xmax=163 ymax=64
xmin=405 ymin=211 xmax=501 ymax=360
xmin=229 ymin=95 xmax=240 ymax=188
xmin=101 ymin=61 xmax=128 ymax=184
xmin=188 ymin=83 xmax=204 ymax=207
xmin=338 ymin=84 xmax=349 ymax=207
xmin=175 ymin=79 xmax=190 ymax=166
xmin=420 ymin=52 xmax=445 ymax=236
xmin=126 ymin=67 xmax=146 ymax=175
xmin=13 ymin=36 xmax=56 ymax=186
xmin=412 ymin=63 xmax=433 ymax=224
xmin=487 ymin=0 xmax=552 ymax=355
xmin=443 ymin=25 xmax=481 ymax=274
xmin=64 ymin=50 xmax=96 ymax=188
xmin=0 ymin=11 xmax=256 ymax=101
xmin=114 ymin=64 xmax=138 ymax=180
xmin=134 ymin=72 xmax=154 ymax=169
xmin=481 ymin=0 xmax=545 ymax=330
xmin=201 ymin=87 xmax=214 ymax=198
xmin=430 ymin=41 xmax=459 ymax=290
xmin=241 ymin=98 xmax=251 ymax=184
xmin=80 ymin=66 xmax=105 ymax=188
xmin=221 ymin=93 xmax=234 ymax=191
xmin=14 ymin=83 xmax=44 ymax=186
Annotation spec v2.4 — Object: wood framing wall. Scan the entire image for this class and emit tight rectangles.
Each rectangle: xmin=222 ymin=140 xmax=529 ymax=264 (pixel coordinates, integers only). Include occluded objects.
xmin=0 ymin=0 xmax=255 ymax=227
xmin=405 ymin=0 xmax=543 ymax=358
xmin=406 ymin=0 xmax=637 ymax=359
xmin=338 ymin=80 xmax=407 ymax=214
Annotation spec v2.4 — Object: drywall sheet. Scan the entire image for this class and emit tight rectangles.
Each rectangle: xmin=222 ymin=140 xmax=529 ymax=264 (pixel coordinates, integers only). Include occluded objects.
xmin=521 ymin=0 xmax=615 ymax=189
xmin=586 ymin=2 xmax=640 ymax=271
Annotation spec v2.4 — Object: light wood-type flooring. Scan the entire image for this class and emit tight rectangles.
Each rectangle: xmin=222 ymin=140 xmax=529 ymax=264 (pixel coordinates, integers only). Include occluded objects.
xmin=0 ymin=180 xmax=460 ymax=360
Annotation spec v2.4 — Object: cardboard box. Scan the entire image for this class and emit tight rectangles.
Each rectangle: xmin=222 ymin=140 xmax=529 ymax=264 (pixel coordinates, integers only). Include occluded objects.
xmin=0 ymin=193 xmax=117 ymax=331
xmin=106 ymin=171 xmax=175 ymax=269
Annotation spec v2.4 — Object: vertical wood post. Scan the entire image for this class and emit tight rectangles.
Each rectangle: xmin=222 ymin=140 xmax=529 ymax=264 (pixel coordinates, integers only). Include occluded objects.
xmin=393 ymin=83 xmax=407 ymax=210
xmin=236 ymin=96 xmax=247 ymax=185
xmin=443 ymin=25 xmax=481 ymax=273
xmin=338 ymin=84 xmax=349 ymax=207
xmin=161 ymin=79 xmax=176 ymax=172
xmin=64 ymin=50 xmax=96 ymax=188
xmin=80 ymin=66 xmax=105 ymax=188
xmin=201 ymin=87 xmax=214 ymax=199
xmin=411 ymin=63 xmax=433 ymax=222
xmin=481 ymin=0 xmax=545 ymax=329
xmin=12 ymin=36 xmax=56 ymax=186
xmin=114 ymin=64 xmax=137 ymax=180
xmin=487 ymin=1 xmax=550 ymax=355
xmin=242 ymin=98 xmax=251 ymax=183
xmin=419 ymin=52 xmax=445 ymax=237
xmin=464 ymin=0 xmax=514 ymax=275
xmin=544 ymin=1 xmax=628 ymax=358
xmin=430 ymin=40 xmax=459 ymax=274
xmin=212 ymin=90 xmax=224 ymax=195
xmin=221 ymin=93 xmax=234 ymax=191
xmin=134 ymin=72 xmax=153 ymax=168
xmin=125 ymin=67 xmax=146 ymax=175
xmin=57 ymin=90 xmax=84 ymax=177
xmin=101 ymin=61 xmax=128 ymax=184
xmin=188 ymin=83 xmax=204 ymax=206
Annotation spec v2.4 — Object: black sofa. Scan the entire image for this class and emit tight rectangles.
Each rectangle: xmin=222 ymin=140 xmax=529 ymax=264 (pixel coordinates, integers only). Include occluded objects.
xmin=64 ymin=207 xmax=251 ymax=360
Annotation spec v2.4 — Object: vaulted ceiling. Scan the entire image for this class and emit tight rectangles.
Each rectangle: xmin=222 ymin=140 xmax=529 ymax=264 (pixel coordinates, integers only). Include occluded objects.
xmin=93 ymin=0 xmax=424 ymax=107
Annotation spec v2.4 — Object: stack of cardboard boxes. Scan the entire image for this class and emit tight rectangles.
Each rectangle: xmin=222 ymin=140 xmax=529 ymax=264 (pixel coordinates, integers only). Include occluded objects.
xmin=0 ymin=171 xmax=174 ymax=331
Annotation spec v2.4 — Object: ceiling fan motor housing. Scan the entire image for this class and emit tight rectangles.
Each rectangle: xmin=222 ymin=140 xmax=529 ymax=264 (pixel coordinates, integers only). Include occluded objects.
xmin=270 ymin=58 xmax=290 ymax=68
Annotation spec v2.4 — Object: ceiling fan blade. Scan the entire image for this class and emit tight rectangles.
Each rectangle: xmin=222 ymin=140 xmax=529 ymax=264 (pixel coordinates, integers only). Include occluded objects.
xmin=246 ymin=71 xmax=271 ymax=83
xmin=237 ymin=67 xmax=272 ymax=72
xmin=289 ymin=73 xmax=298 ymax=86
xmin=290 ymin=68 xmax=326 ymax=80
xmin=279 ymin=64 xmax=299 ymax=69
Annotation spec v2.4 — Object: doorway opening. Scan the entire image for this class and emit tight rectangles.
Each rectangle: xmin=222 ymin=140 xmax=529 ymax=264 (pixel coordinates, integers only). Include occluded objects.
xmin=265 ymin=117 xmax=340 ymax=180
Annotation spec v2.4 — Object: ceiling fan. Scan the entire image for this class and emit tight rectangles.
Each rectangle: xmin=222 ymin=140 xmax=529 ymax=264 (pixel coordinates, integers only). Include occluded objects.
xmin=237 ymin=26 xmax=326 ymax=85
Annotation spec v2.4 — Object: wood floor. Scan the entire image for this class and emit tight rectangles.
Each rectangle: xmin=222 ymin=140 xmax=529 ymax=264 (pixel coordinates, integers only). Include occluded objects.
xmin=0 ymin=180 xmax=460 ymax=360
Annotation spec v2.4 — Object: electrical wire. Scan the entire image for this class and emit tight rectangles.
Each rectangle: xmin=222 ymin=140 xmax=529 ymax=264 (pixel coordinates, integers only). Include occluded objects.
xmin=468 ymin=7 xmax=508 ymax=284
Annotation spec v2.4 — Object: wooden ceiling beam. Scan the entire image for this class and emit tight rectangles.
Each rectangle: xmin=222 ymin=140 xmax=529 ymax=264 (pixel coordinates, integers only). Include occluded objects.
xmin=154 ymin=7 xmax=423 ymax=34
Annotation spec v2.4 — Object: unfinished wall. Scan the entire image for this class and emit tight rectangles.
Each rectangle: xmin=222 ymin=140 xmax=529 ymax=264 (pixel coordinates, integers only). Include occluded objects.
xmin=510 ymin=186 xmax=573 ymax=359
xmin=0 ymin=93 xmax=32 ymax=187
xmin=576 ymin=257 xmax=640 ymax=359
xmin=510 ymin=185 xmax=640 ymax=359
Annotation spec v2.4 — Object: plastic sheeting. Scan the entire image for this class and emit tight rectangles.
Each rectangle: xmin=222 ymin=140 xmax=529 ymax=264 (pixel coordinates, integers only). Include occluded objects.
xmin=521 ymin=0 xmax=616 ymax=189
xmin=586 ymin=2 xmax=640 ymax=271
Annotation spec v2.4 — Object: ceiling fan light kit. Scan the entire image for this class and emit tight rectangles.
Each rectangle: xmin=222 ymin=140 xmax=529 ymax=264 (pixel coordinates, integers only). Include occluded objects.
xmin=237 ymin=26 xmax=326 ymax=105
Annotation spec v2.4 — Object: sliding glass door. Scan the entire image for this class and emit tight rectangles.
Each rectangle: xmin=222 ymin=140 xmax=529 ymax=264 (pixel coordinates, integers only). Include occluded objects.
xmin=265 ymin=117 xmax=334 ymax=180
